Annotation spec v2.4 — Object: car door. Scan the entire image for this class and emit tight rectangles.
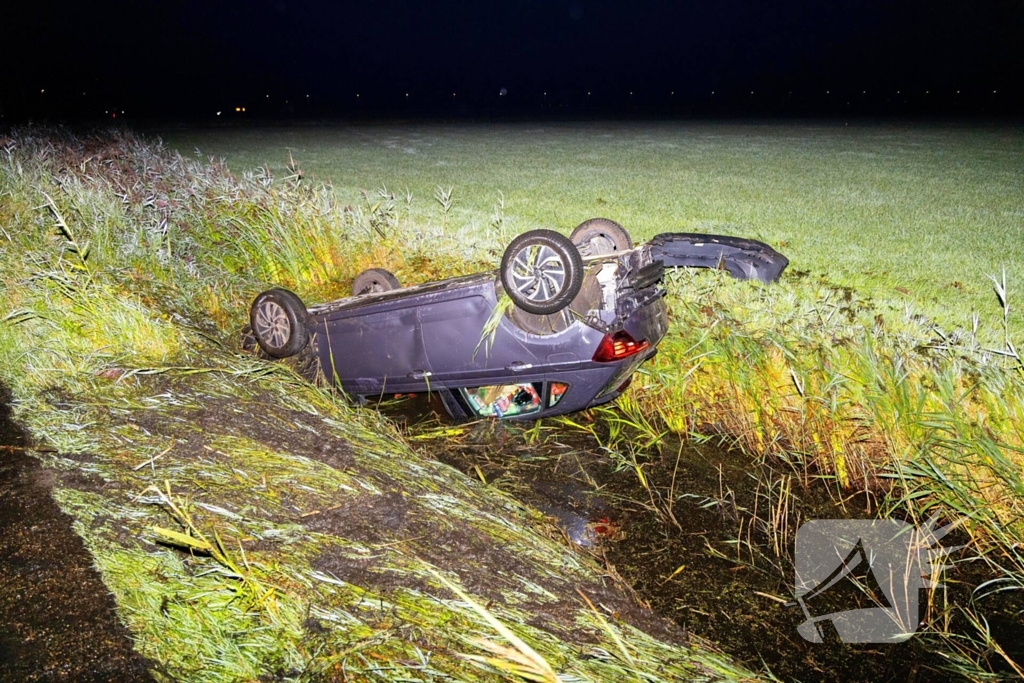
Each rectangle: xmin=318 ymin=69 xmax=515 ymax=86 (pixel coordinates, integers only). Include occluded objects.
xmin=418 ymin=292 xmax=496 ymax=379
xmin=315 ymin=302 xmax=429 ymax=394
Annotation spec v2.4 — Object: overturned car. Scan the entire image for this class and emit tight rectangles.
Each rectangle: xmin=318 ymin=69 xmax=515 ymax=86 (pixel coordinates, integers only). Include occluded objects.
xmin=248 ymin=218 xmax=787 ymax=420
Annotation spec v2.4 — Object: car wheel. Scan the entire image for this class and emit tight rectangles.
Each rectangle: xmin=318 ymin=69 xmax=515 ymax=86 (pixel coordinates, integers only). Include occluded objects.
xmin=501 ymin=229 xmax=583 ymax=315
xmin=249 ymin=288 xmax=309 ymax=358
xmin=352 ymin=268 xmax=400 ymax=295
xmin=570 ymin=217 xmax=633 ymax=257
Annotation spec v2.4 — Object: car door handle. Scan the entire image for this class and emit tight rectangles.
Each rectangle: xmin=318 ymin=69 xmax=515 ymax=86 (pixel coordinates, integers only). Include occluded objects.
xmin=407 ymin=370 xmax=433 ymax=379
xmin=506 ymin=362 xmax=533 ymax=372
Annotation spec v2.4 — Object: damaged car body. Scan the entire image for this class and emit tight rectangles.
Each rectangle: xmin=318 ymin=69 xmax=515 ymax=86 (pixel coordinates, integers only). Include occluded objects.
xmin=248 ymin=218 xmax=787 ymax=421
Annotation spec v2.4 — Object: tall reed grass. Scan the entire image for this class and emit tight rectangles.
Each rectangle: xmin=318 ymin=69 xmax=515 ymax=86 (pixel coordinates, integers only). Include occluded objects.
xmin=611 ymin=268 xmax=1024 ymax=675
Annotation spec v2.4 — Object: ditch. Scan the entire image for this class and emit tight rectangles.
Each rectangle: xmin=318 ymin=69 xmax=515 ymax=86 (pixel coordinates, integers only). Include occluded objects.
xmin=384 ymin=394 xmax=1024 ymax=682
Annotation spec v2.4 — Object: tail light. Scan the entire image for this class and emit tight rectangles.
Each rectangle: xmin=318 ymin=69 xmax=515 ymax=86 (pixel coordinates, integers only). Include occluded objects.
xmin=592 ymin=330 xmax=650 ymax=363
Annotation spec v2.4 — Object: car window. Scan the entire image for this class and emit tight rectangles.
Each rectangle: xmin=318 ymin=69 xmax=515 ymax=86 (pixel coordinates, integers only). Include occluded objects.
xmin=548 ymin=382 xmax=568 ymax=408
xmin=462 ymin=382 xmax=544 ymax=418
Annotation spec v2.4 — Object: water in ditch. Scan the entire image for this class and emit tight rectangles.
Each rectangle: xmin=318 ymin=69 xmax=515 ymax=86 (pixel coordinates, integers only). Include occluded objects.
xmin=381 ymin=393 xmax=1024 ymax=682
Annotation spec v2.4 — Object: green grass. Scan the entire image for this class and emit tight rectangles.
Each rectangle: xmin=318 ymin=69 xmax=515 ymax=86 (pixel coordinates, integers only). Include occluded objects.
xmin=0 ymin=128 xmax=759 ymax=682
xmin=4 ymin=123 xmax=1024 ymax=680
xmin=161 ymin=118 xmax=1024 ymax=678
xmin=160 ymin=121 xmax=1024 ymax=334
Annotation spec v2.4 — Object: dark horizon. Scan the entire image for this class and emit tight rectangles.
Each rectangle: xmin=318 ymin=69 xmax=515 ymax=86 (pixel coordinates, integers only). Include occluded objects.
xmin=2 ymin=1 xmax=1022 ymax=122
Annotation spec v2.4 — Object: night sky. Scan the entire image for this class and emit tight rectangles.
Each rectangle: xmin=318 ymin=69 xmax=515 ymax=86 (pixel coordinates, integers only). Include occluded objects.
xmin=2 ymin=0 xmax=1022 ymax=120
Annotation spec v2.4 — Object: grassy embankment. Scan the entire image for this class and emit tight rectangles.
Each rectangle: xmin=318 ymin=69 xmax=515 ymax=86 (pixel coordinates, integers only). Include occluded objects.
xmin=0 ymin=130 xmax=756 ymax=682
xmin=162 ymin=122 xmax=1024 ymax=676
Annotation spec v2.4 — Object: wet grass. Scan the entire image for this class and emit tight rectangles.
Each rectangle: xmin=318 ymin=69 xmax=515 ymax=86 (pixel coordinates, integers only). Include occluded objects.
xmin=391 ymin=395 xmax=1024 ymax=681
xmin=31 ymin=372 xmax=756 ymax=681
xmin=0 ymin=129 xmax=757 ymax=682
xmin=3 ymin=125 xmax=1023 ymax=680
xmin=596 ymin=267 xmax=1024 ymax=678
xmin=158 ymin=121 xmax=1024 ymax=336
xmin=0 ymin=382 xmax=156 ymax=681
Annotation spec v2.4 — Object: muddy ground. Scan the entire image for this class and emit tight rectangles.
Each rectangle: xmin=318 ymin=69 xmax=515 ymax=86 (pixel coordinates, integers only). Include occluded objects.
xmin=4 ymin=373 xmax=1021 ymax=682
xmin=0 ymin=370 xmax=733 ymax=682
xmin=384 ymin=394 xmax=1024 ymax=682
xmin=0 ymin=385 xmax=155 ymax=683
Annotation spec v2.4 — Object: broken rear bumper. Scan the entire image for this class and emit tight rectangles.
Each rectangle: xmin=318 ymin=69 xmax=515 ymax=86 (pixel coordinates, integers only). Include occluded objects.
xmin=648 ymin=233 xmax=788 ymax=283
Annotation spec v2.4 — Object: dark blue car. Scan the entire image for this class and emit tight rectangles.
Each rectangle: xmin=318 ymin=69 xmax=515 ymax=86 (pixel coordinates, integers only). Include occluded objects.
xmin=248 ymin=218 xmax=787 ymax=420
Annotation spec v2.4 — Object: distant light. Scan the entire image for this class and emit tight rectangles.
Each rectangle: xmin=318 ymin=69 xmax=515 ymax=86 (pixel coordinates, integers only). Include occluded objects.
xmin=926 ymin=91 xmax=930 ymax=94
xmin=266 ymin=94 xmax=269 ymax=98
xmin=826 ymin=90 xmax=830 ymax=94
xmin=40 ymin=89 xmax=45 ymax=94
xmin=543 ymin=92 xmax=547 ymax=96
xmin=587 ymin=91 xmax=591 ymax=95
xmin=235 ymin=107 xmax=241 ymax=112
xmin=750 ymin=91 xmax=754 ymax=95
xmin=452 ymin=92 xmax=456 ymax=97
xmin=82 ymin=92 xmax=86 ymax=96
xmin=306 ymin=94 xmax=309 ymax=98
xmin=499 ymin=87 xmax=507 ymax=96
xmin=670 ymin=91 xmax=674 ymax=95
xmin=216 ymin=111 xmax=221 ymax=116
xmin=897 ymin=90 xmax=901 ymax=94
xmin=862 ymin=90 xmax=866 ymax=94
xmin=994 ymin=90 xmax=998 ymax=94
xmin=105 ymin=110 xmax=108 ymax=114
xmin=356 ymin=94 xmax=360 ymax=98
xmin=956 ymin=90 xmax=960 ymax=94
xmin=711 ymin=91 xmax=715 ymax=95
xmin=242 ymin=107 xmax=246 ymax=112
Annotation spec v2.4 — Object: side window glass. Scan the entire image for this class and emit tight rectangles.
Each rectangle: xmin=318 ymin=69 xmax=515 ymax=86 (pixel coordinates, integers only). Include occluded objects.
xmin=548 ymin=382 xmax=568 ymax=408
xmin=462 ymin=382 xmax=543 ymax=418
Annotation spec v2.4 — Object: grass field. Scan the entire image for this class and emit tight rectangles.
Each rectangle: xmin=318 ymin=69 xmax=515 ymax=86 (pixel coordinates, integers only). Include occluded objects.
xmin=3 ymin=123 xmax=1023 ymax=680
xmin=159 ymin=121 xmax=1024 ymax=334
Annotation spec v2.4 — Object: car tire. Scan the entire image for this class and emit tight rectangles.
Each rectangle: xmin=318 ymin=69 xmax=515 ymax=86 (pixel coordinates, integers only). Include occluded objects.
xmin=570 ymin=217 xmax=633 ymax=257
xmin=501 ymin=229 xmax=584 ymax=315
xmin=249 ymin=288 xmax=309 ymax=358
xmin=352 ymin=268 xmax=401 ymax=295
